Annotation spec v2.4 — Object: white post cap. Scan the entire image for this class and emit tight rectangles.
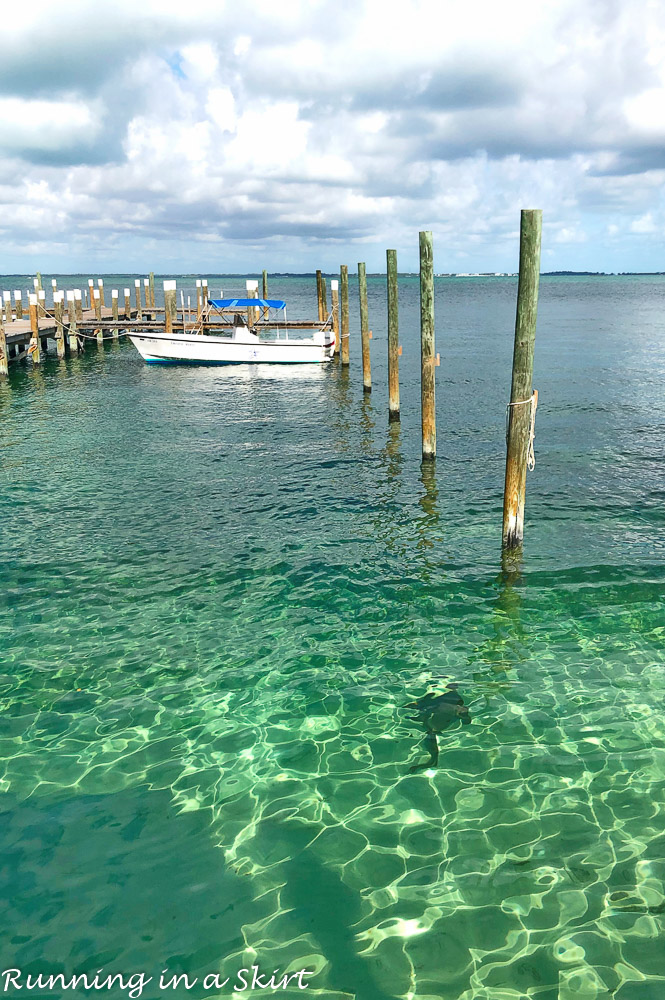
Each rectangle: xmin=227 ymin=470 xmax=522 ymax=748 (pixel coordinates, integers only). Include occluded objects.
xmin=196 ymin=279 xmax=201 ymax=287
xmin=74 ymin=289 xmax=82 ymax=300
xmin=51 ymin=279 xmax=57 ymax=287
xmin=33 ymin=278 xmax=39 ymax=288
xmin=29 ymin=293 xmax=37 ymax=304
xmin=14 ymin=290 xmax=21 ymax=298
xmin=202 ymin=279 xmax=208 ymax=286
xmin=3 ymin=291 xmax=10 ymax=302
xmin=124 ymin=288 xmax=130 ymax=296
xmin=98 ymin=278 xmax=104 ymax=286
xmin=38 ymin=290 xmax=45 ymax=299
xmin=93 ymin=289 xmax=100 ymax=299
xmin=143 ymin=278 xmax=149 ymax=285
xmin=246 ymin=279 xmax=259 ymax=290
xmin=135 ymin=279 xmax=140 ymax=287
xmin=163 ymin=280 xmax=176 ymax=291
xmin=88 ymin=278 xmax=94 ymax=285
xmin=112 ymin=289 xmax=118 ymax=298
xmin=331 ymin=280 xmax=339 ymax=290
xmin=67 ymin=291 xmax=75 ymax=302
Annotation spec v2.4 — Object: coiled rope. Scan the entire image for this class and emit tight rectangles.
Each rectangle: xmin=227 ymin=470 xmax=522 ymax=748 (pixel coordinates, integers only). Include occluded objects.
xmin=506 ymin=389 xmax=538 ymax=470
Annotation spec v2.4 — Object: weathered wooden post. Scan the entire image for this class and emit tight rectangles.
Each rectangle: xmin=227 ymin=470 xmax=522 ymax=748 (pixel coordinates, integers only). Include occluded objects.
xmin=88 ymin=279 xmax=94 ymax=311
xmin=51 ymin=278 xmax=58 ymax=298
xmin=97 ymin=278 xmax=105 ymax=308
xmin=358 ymin=262 xmax=371 ymax=392
xmin=111 ymin=290 xmax=119 ymax=339
xmin=196 ymin=279 xmax=202 ymax=319
xmin=502 ymin=209 xmax=542 ymax=551
xmin=149 ymin=272 xmax=155 ymax=310
xmin=322 ymin=277 xmax=328 ymax=320
xmin=94 ymin=289 xmax=103 ymax=344
xmin=67 ymin=292 xmax=78 ymax=354
xmin=202 ymin=279 xmax=208 ymax=308
xmin=143 ymin=278 xmax=149 ymax=311
xmin=14 ymin=291 xmax=22 ymax=319
xmin=164 ymin=280 xmax=177 ymax=333
xmin=134 ymin=279 xmax=142 ymax=320
xmin=340 ymin=265 xmax=350 ymax=367
xmin=316 ymin=270 xmax=324 ymax=322
xmin=262 ymin=270 xmax=268 ymax=299
xmin=3 ymin=292 xmax=11 ymax=323
xmin=54 ymin=292 xmax=65 ymax=358
xmin=387 ymin=249 xmax=400 ymax=422
xmin=38 ymin=289 xmax=46 ymax=320
xmin=124 ymin=288 xmax=131 ymax=320
xmin=35 ymin=272 xmax=42 ymax=291
xmin=246 ymin=280 xmax=259 ymax=324
xmin=331 ymin=280 xmax=340 ymax=356
xmin=0 ymin=313 xmax=7 ymax=377
xmin=28 ymin=293 xmax=41 ymax=364
xmin=75 ymin=289 xmax=83 ymax=322
xmin=419 ymin=231 xmax=436 ymax=460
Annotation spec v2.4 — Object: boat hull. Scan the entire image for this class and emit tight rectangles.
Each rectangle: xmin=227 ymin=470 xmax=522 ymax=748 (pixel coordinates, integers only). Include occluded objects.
xmin=129 ymin=331 xmax=335 ymax=365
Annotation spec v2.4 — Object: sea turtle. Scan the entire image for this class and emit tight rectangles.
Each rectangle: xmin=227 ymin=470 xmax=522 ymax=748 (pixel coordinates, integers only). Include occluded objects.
xmin=406 ymin=684 xmax=471 ymax=772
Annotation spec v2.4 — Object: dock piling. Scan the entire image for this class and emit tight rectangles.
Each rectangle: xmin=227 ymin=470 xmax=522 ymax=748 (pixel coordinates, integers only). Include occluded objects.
xmin=164 ymin=280 xmax=177 ymax=333
xmin=419 ymin=231 xmax=436 ymax=461
xmin=387 ymin=249 xmax=400 ymax=422
xmin=98 ymin=278 xmax=105 ymax=308
xmin=29 ymin=294 xmax=41 ymax=364
xmin=0 ymin=314 xmax=7 ymax=377
xmin=134 ymin=279 xmax=142 ymax=320
xmin=94 ymin=290 xmax=103 ymax=343
xmin=358 ymin=262 xmax=371 ymax=392
xmin=262 ymin=270 xmax=268 ymax=300
xmin=340 ymin=265 xmax=350 ymax=366
xmin=502 ymin=209 xmax=542 ymax=551
xmin=111 ymin=290 xmax=119 ymax=339
xmin=14 ymin=291 xmax=22 ymax=319
xmin=54 ymin=292 xmax=65 ymax=358
xmin=196 ymin=280 xmax=202 ymax=319
xmin=38 ymin=290 xmax=46 ymax=319
xmin=149 ymin=272 xmax=155 ymax=310
xmin=202 ymin=280 xmax=208 ymax=308
xmin=66 ymin=292 xmax=78 ymax=353
xmin=331 ymin=280 xmax=340 ymax=356
xmin=143 ymin=278 xmax=149 ymax=311
xmin=35 ymin=272 xmax=43 ymax=292
xmin=316 ymin=270 xmax=324 ymax=322
xmin=3 ymin=291 xmax=11 ymax=324
xmin=124 ymin=288 xmax=131 ymax=320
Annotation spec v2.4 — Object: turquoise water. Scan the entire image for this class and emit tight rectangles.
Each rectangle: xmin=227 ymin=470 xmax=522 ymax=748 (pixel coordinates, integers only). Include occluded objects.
xmin=1 ymin=275 xmax=664 ymax=1000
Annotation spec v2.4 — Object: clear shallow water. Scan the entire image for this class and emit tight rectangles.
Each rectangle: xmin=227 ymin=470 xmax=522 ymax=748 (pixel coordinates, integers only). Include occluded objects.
xmin=1 ymin=275 xmax=665 ymax=1000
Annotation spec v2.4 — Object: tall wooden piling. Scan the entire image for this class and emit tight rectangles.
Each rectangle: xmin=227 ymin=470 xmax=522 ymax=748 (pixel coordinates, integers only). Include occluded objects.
xmin=54 ymin=292 xmax=65 ymax=358
xmin=164 ymin=280 xmax=177 ymax=333
xmin=246 ymin=280 xmax=259 ymax=324
xmin=88 ymin=279 xmax=94 ymax=309
xmin=387 ymin=249 xmax=400 ymax=421
xmin=358 ymin=262 xmax=371 ymax=392
xmin=196 ymin=280 xmax=202 ymax=319
xmin=149 ymin=272 xmax=155 ymax=309
xmin=321 ymin=277 xmax=328 ymax=320
xmin=94 ymin=290 xmax=103 ymax=344
xmin=134 ymin=279 xmax=142 ymax=320
xmin=0 ymin=313 xmax=7 ymax=377
xmin=3 ymin=292 xmax=11 ymax=324
xmin=340 ymin=265 xmax=350 ymax=366
xmin=29 ymin=294 xmax=41 ymax=364
xmin=419 ymin=231 xmax=436 ymax=460
xmin=67 ymin=292 xmax=78 ymax=354
xmin=124 ymin=288 xmax=131 ymax=320
xmin=111 ymin=290 xmax=119 ymax=339
xmin=331 ymin=280 xmax=340 ymax=356
xmin=143 ymin=278 xmax=149 ymax=310
xmin=35 ymin=272 xmax=43 ymax=292
xmin=14 ymin=291 xmax=22 ymax=319
xmin=98 ymin=278 xmax=105 ymax=308
xmin=262 ymin=270 xmax=268 ymax=300
xmin=38 ymin=290 xmax=46 ymax=319
xmin=316 ymin=270 xmax=324 ymax=322
xmin=75 ymin=290 xmax=83 ymax=322
xmin=202 ymin=280 xmax=208 ymax=308
xmin=502 ymin=209 xmax=542 ymax=551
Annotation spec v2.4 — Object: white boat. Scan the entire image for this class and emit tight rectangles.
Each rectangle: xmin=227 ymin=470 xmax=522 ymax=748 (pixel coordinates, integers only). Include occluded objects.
xmin=129 ymin=297 xmax=335 ymax=365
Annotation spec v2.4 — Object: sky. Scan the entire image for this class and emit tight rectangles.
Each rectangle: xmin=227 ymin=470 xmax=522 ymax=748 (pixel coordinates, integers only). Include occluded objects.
xmin=1 ymin=0 xmax=664 ymax=274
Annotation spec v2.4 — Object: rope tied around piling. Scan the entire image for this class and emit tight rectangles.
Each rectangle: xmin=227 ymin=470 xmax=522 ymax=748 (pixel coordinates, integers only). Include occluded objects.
xmin=506 ymin=389 xmax=538 ymax=470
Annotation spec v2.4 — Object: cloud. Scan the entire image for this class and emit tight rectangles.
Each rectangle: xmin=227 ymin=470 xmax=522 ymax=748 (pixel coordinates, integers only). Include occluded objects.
xmin=0 ymin=0 xmax=665 ymax=272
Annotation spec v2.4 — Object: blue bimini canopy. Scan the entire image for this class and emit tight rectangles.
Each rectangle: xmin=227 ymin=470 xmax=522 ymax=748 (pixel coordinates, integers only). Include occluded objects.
xmin=208 ymin=298 xmax=286 ymax=310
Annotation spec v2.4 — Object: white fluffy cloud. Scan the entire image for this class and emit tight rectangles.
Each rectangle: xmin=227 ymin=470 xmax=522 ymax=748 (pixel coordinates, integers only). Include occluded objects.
xmin=1 ymin=0 xmax=664 ymax=272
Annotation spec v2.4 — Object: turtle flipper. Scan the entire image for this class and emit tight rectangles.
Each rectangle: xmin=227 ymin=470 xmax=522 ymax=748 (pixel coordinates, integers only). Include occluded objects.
xmin=408 ymin=731 xmax=439 ymax=773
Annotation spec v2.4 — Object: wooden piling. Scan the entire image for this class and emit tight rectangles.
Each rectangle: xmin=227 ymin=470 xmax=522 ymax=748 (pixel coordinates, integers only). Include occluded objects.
xmin=54 ymin=292 xmax=65 ymax=358
xmin=195 ymin=280 xmax=202 ymax=319
xmin=149 ymin=272 xmax=155 ymax=309
xmin=38 ymin=290 xmax=46 ymax=319
xmin=164 ymin=280 xmax=177 ymax=333
xmin=340 ymin=265 xmax=350 ymax=366
xmin=111 ymin=290 xmax=119 ymax=339
xmin=29 ymin=294 xmax=41 ymax=364
xmin=331 ymin=280 xmax=340 ymax=356
xmin=3 ymin=291 xmax=11 ymax=324
xmin=97 ymin=278 xmax=105 ymax=308
xmin=134 ymin=279 xmax=142 ymax=320
xmin=88 ymin=279 xmax=94 ymax=309
xmin=246 ymin=280 xmax=259 ymax=324
xmin=94 ymin=290 xmax=103 ymax=343
xmin=52 ymin=278 xmax=57 ymax=297
xmin=321 ymin=277 xmax=327 ymax=320
xmin=358 ymin=262 xmax=371 ymax=392
xmin=202 ymin=280 xmax=208 ymax=308
xmin=35 ymin=272 xmax=43 ymax=292
xmin=387 ymin=249 xmax=400 ymax=421
xmin=143 ymin=278 xmax=149 ymax=310
xmin=502 ymin=209 xmax=542 ymax=551
xmin=316 ymin=271 xmax=325 ymax=323
xmin=75 ymin=290 xmax=83 ymax=321
xmin=419 ymin=231 xmax=436 ymax=460
xmin=0 ymin=313 xmax=7 ymax=377
xmin=262 ymin=270 xmax=268 ymax=300
xmin=14 ymin=290 xmax=22 ymax=319
xmin=67 ymin=292 xmax=78 ymax=354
